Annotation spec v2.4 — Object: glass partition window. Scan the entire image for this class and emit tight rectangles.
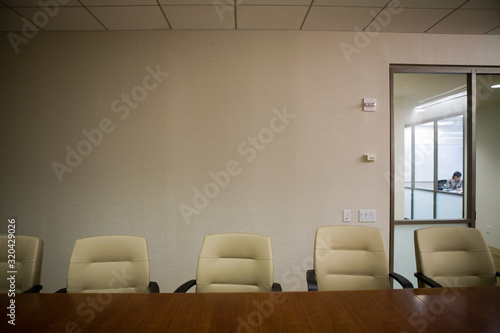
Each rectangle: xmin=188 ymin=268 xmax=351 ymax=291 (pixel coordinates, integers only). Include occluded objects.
xmin=437 ymin=116 xmax=463 ymax=183
xmin=436 ymin=192 xmax=463 ymax=219
xmin=403 ymin=117 xmax=464 ymax=219
xmin=394 ymin=73 xmax=466 ymax=220
xmin=413 ymin=190 xmax=434 ymax=219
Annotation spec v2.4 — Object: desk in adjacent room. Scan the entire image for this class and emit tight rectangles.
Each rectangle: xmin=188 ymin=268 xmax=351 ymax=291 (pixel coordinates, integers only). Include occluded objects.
xmin=2 ymin=287 xmax=499 ymax=332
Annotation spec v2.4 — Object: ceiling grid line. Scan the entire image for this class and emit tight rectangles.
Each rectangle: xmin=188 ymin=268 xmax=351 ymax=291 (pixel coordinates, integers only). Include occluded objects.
xmin=361 ymin=0 xmax=391 ymax=32
xmin=299 ymin=0 xmax=315 ymax=30
xmin=0 ymin=0 xmax=498 ymax=35
xmin=423 ymin=0 xmax=470 ymax=33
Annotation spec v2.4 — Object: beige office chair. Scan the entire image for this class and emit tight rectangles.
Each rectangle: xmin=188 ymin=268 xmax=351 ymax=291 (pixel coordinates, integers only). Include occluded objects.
xmin=414 ymin=226 xmax=499 ymax=288
xmin=57 ymin=235 xmax=159 ymax=293
xmin=175 ymin=233 xmax=282 ymax=293
xmin=0 ymin=235 xmax=43 ymax=293
xmin=306 ymin=225 xmax=413 ymax=291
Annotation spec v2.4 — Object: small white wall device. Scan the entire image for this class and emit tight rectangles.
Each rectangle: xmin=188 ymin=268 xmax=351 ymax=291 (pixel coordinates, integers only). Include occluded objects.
xmin=363 ymin=98 xmax=377 ymax=111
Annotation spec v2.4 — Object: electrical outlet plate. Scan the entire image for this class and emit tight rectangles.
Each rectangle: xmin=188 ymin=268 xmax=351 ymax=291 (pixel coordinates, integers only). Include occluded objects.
xmin=343 ymin=209 xmax=351 ymax=222
xmin=359 ymin=209 xmax=376 ymax=222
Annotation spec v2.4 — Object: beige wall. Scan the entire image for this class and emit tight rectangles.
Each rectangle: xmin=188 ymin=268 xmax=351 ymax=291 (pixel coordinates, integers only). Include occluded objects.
xmin=477 ymin=83 xmax=500 ymax=249
xmin=1 ymin=30 xmax=499 ymax=293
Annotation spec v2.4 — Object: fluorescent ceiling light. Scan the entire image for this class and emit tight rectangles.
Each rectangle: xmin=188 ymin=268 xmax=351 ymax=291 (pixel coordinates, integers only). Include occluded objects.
xmin=413 ymin=90 xmax=466 ymax=113
xmin=492 ymin=84 xmax=500 ymax=89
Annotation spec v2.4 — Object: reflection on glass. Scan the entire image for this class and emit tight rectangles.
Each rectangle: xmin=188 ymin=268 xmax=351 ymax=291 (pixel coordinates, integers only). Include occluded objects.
xmin=438 ymin=116 xmax=463 ymax=189
xmin=404 ymin=127 xmax=412 ymax=186
xmin=414 ymin=123 xmax=434 ymax=190
xmin=404 ymin=188 xmax=411 ymax=219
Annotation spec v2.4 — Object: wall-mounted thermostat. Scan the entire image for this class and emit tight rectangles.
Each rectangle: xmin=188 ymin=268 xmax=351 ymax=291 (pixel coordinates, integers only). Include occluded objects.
xmin=363 ymin=98 xmax=376 ymax=111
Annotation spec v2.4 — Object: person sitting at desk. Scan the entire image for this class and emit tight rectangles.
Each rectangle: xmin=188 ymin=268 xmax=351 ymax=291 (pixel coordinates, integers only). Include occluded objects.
xmin=444 ymin=171 xmax=462 ymax=192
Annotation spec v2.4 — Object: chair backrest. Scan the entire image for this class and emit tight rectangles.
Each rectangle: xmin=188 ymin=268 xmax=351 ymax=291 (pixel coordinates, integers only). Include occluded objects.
xmin=196 ymin=233 xmax=275 ymax=293
xmin=0 ymin=235 xmax=43 ymax=293
xmin=314 ymin=225 xmax=390 ymax=291
xmin=67 ymin=235 xmax=151 ymax=293
xmin=414 ymin=227 xmax=496 ymax=287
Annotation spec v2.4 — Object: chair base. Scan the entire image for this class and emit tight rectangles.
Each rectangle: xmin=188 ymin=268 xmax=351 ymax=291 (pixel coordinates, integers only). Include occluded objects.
xmin=24 ymin=285 xmax=43 ymax=293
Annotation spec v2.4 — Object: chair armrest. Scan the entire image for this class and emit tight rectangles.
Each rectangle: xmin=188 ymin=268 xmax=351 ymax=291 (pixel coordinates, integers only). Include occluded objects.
xmin=55 ymin=288 xmax=67 ymax=293
xmin=24 ymin=285 xmax=43 ymax=293
xmin=149 ymin=281 xmax=160 ymax=293
xmin=389 ymin=272 xmax=414 ymax=289
xmin=174 ymin=279 xmax=196 ymax=293
xmin=414 ymin=272 xmax=442 ymax=288
xmin=306 ymin=269 xmax=318 ymax=291
xmin=271 ymin=283 xmax=282 ymax=292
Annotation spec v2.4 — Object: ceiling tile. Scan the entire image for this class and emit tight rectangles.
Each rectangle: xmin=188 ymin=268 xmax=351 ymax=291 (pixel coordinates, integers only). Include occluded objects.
xmin=486 ymin=25 xmax=500 ymax=35
xmin=88 ymin=6 xmax=169 ymax=30
xmin=241 ymin=0 xmax=312 ymax=5
xmin=2 ymin=0 xmax=80 ymax=6
xmin=428 ymin=9 xmax=500 ymax=34
xmin=80 ymin=0 xmax=157 ymax=5
xmin=313 ymin=0 xmax=388 ymax=7
xmin=162 ymin=5 xmax=235 ymax=29
xmin=14 ymin=7 xmax=105 ymax=31
xmin=376 ymin=8 xmax=452 ymax=33
xmin=0 ymin=0 xmax=497 ymax=34
xmin=159 ymin=0 xmax=231 ymax=4
xmin=302 ymin=6 xmax=378 ymax=31
xmin=397 ymin=0 xmax=466 ymax=9
xmin=237 ymin=6 xmax=309 ymax=29
xmin=461 ymin=0 xmax=500 ymax=9
xmin=0 ymin=8 xmax=24 ymax=31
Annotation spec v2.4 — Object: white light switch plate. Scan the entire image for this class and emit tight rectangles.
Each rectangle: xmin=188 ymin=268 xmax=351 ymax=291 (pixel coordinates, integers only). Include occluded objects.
xmin=359 ymin=209 xmax=376 ymax=222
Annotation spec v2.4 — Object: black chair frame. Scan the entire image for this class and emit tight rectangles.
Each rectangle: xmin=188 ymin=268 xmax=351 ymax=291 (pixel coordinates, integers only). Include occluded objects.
xmin=414 ymin=271 xmax=500 ymax=288
xmin=24 ymin=284 xmax=43 ymax=293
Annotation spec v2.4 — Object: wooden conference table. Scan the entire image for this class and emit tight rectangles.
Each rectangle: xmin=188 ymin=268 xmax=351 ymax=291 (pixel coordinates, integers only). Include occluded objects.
xmin=2 ymin=286 xmax=499 ymax=332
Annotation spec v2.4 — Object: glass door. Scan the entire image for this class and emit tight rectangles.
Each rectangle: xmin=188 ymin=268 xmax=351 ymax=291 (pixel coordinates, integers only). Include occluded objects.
xmin=391 ymin=68 xmax=473 ymax=287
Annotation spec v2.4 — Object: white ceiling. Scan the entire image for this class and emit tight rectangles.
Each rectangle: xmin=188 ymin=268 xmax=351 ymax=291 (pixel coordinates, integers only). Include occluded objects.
xmin=0 ymin=0 xmax=499 ymax=34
